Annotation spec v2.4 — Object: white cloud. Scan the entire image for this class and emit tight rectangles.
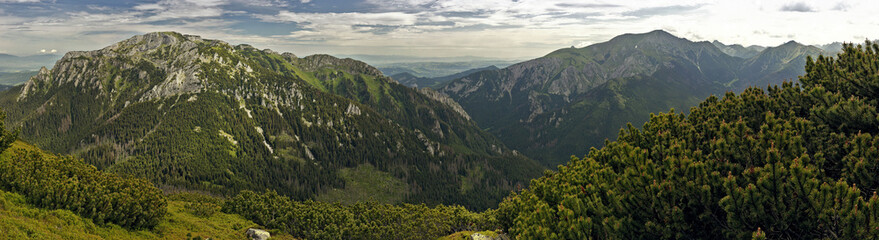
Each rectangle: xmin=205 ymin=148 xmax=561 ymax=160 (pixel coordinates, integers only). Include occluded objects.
xmin=1 ymin=0 xmax=877 ymax=59
xmin=301 ymin=0 xmax=311 ymax=3
xmin=264 ymin=11 xmax=419 ymax=26
xmin=133 ymin=0 xmax=228 ymax=21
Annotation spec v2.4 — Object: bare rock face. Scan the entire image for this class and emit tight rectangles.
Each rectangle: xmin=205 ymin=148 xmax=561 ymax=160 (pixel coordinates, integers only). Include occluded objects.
xmin=18 ymin=66 xmax=51 ymax=101
xmin=18 ymin=32 xmax=220 ymax=102
xmin=470 ymin=232 xmax=510 ymax=240
xmin=246 ymin=228 xmax=270 ymax=240
xmin=417 ymin=88 xmax=471 ymax=121
xmin=345 ymin=103 xmax=362 ymax=115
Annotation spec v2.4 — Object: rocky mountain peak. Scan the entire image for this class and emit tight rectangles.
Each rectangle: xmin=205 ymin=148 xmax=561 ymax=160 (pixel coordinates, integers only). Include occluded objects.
xmin=18 ymin=32 xmax=224 ymax=102
xmin=780 ymin=40 xmax=804 ymax=48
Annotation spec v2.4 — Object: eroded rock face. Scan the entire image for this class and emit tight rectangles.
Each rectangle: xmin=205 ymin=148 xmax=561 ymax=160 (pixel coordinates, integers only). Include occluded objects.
xmin=417 ymin=88 xmax=471 ymax=121
xmin=20 ymin=32 xmax=216 ymax=102
xmin=346 ymin=103 xmax=362 ymax=116
xmin=246 ymin=228 xmax=270 ymax=240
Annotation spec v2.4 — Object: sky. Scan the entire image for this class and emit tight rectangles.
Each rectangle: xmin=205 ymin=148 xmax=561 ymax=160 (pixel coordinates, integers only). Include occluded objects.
xmin=0 ymin=0 xmax=877 ymax=60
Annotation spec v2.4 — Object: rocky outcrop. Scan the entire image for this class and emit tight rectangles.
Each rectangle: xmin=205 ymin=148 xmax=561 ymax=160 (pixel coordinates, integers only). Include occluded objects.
xmin=417 ymin=88 xmax=471 ymax=121
xmin=470 ymin=232 xmax=510 ymax=240
xmin=246 ymin=228 xmax=270 ymax=240
xmin=345 ymin=103 xmax=362 ymax=116
xmin=17 ymin=32 xmax=210 ymax=102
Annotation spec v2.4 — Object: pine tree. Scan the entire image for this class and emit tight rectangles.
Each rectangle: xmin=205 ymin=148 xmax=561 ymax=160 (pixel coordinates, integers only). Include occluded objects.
xmin=0 ymin=107 xmax=16 ymax=152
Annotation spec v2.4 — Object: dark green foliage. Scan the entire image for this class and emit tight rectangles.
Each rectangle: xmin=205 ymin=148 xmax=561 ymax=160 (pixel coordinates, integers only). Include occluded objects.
xmin=0 ymin=107 xmax=15 ymax=152
xmin=224 ymin=190 xmax=497 ymax=240
xmin=0 ymin=149 xmax=166 ymax=229
xmin=497 ymin=42 xmax=879 ymax=239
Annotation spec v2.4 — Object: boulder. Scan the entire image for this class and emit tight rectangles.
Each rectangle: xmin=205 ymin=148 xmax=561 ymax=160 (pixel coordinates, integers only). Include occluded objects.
xmin=246 ymin=228 xmax=270 ymax=240
xmin=471 ymin=233 xmax=492 ymax=240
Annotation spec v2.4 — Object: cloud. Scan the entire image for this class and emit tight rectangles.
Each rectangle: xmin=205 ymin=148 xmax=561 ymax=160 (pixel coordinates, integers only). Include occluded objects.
xmin=134 ymin=0 xmax=229 ymax=21
xmin=263 ymin=11 xmax=419 ymax=26
xmin=0 ymin=0 xmax=42 ymax=2
xmin=555 ymin=3 xmax=621 ymax=9
xmin=832 ymin=2 xmax=849 ymax=11
xmin=1 ymin=0 xmax=878 ymax=60
xmin=780 ymin=2 xmax=814 ymax=12
xmin=623 ymin=5 xmax=704 ymax=18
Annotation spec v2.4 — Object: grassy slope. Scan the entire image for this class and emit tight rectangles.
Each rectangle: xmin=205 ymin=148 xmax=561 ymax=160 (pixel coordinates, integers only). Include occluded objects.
xmin=315 ymin=163 xmax=409 ymax=205
xmin=0 ymin=141 xmax=295 ymax=240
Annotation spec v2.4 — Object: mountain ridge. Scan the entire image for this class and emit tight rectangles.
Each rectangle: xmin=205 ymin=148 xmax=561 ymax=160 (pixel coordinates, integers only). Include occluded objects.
xmin=439 ymin=30 xmax=827 ymax=166
xmin=2 ymin=31 xmax=541 ymax=210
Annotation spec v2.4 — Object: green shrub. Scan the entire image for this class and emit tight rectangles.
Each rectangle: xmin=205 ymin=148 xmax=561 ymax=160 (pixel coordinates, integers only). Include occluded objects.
xmin=224 ymin=190 xmax=498 ymax=240
xmin=497 ymin=42 xmax=879 ymax=239
xmin=0 ymin=149 xmax=166 ymax=229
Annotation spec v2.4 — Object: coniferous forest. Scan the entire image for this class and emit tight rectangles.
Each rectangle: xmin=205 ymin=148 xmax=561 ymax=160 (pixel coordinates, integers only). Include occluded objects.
xmin=1 ymin=36 xmax=878 ymax=239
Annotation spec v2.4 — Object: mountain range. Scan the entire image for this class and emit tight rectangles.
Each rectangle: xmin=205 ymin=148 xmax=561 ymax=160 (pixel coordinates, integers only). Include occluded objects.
xmin=0 ymin=32 xmax=541 ymax=210
xmin=438 ymin=30 xmax=827 ymax=166
xmin=391 ymin=65 xmax=499 ymax=88
xmin=0 ymin=53 xmax=61 ymax=72
xmin=0 ymin=30 xmax=840 ymax=206
xmin=2 ymin=29 xmax=875 ymax=239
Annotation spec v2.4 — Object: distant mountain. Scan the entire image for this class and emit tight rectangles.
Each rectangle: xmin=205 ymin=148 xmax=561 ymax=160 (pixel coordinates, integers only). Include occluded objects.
xmin=440 ymin=30 xmax=827 ymax=166
xmin=814 ymin=42 xmax=844 ymax=54
xmin=0 ymin=53 xmax=61 ymax=72
xmin=432 ymin=65 xmax=499 ymax=84
xmin=339 ymin=54 xmax=518 ymax=65
xmin=712 ymin=40 xmax=765 ymax=59
xmin=0 ymin=70 xmax=39 ymax=86
xmin=391 ymin=65 xmax=499 ymax=88
xmin=390 ymin=72 xmax=430 ymax=87
xmin=0 ymin=84 xmax=10 ymax=91
xmin=378 ymin=61 xmax=517 ymax=78
xmin=0 ymin=32 xmax=541 ymax=210
xmin=814 ymin=40 xmax=879 ymax=55
xmin=739 ymin=41 xmax=825 ymax=88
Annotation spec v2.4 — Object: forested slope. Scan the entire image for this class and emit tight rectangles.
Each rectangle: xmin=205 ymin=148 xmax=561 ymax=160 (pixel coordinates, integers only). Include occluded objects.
xmin=497 ymin=42 xmax=879 ymax=239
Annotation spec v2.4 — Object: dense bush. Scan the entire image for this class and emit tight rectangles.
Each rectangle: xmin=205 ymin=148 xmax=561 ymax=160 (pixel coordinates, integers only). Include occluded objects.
xmin=223 ymin=190 xmax=497 ymax=240
xmin=0 ymin=149 xmax=167 ymax=229
xmin=0 ymin=107 xmax=15 ymax=152
xmin=498 ymin=42 xmax=879 ymax=239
